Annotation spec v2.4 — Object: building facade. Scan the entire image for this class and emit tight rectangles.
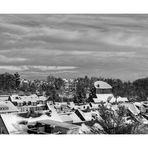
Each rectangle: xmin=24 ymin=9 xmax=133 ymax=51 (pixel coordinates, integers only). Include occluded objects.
xmin=9 ymin=94 xmax=48 ymax=112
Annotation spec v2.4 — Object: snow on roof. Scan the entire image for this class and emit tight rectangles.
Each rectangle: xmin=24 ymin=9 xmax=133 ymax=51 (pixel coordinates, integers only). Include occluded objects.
xmin=10 ymin=94 xmax=47 ymax=103
xmin=117 ymin=97 xmax=128 ymax=102
xmin=59 ymin=114 xmax=73 ymax=123
xmin=83 ymin=112 xmax=93 ymax=121
xmin=46 ymin=103 xmax=63 ymax=122
xmin=75 ymin=109 xmax=92 ymax=121
xmin=1 ymin=113 xmax=27 ymax=134
xmin=68 ymin=102 xmax=75 ymax=108
xmin=90 ymin=103 xmax=99 ymax=109
xmin=134 ymin=102 xmax=143 ymax=107
xmin=134 ymin=102 xmax=146 ymax=113
xmin=93 ymin=98 xmax=101 ymax=103
xmin=94 ymin=94 xmax=114 ymax=103
xmin=38 ymin=119 xmax=80 ymax=130
xmin=63 ymin=78 xmax=69 ymax=82
xmin=38 ymin=96 xmax=47 ymax=101
xmin=109 ymin=97 xmax=116 ymax=103
xmin=122 ymin=103 xmax=140 ymax=115
xmin=94 ymin=81 xmax=112 ymax=89
xmin=0 ymin=101 xmax=18 ymax=113
xmin=54 ymin=102 xmax=68 ymax=108
xmin=27 ymin=114 xmax=52 ymax=124
xmin=1 ymin=114 xmax=52 ymax=134
xmin=69 ymin=112 xmax=82 ymax=123
xmin=0 ymin=95 xmax=9 ymax=101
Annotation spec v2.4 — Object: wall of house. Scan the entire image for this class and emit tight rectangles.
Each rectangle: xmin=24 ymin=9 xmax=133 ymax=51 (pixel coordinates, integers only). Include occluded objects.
xmin=0 ymin=116 xmax=9 ymax=134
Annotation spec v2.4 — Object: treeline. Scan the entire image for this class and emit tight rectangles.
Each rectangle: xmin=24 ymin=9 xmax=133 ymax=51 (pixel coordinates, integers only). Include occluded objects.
xmin=0 ymin=72 xmax=148 ymax=102
xmin=0 ymin=72 xmax=20 ymax=94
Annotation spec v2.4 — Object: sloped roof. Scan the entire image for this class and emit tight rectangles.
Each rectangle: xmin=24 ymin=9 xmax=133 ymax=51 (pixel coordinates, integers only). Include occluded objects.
xmin=94 ymin=81 xmax=112 ymax=89
xmin=38 ymin=119 xmax=80 ymax=130
xmin=0 ymin=95 xmax=9 ymax=101
xmin=1 ymin=114 xmax=52 ymax=134
xmin=69 ymin=112 xmax=82 ymax=123
xmin=122 ymin=103 xmax=140 ymax=115
xmin=0 ymin=101 xmax=18 ymax=113
xmin=59 ymin=114 xmax=73 ymax=122
xmin=46 ymin=103 xmax=63 ymax=122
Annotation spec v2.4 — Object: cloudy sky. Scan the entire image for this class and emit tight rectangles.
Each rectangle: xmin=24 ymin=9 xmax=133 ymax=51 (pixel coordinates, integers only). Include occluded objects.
xmin=0 ymin=14 xmax=148 ymax=81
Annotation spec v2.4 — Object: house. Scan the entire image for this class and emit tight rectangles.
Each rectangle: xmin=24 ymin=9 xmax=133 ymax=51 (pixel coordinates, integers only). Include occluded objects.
xmin=63 ymin=78 xmax=76 ymax=92
xmin=27 ymin=119 xmax=80 ymax=134
xmin=54 ymin=102 xmax=71 ymax=113
xmin=9 ymin=94 xmax=48 ymax=113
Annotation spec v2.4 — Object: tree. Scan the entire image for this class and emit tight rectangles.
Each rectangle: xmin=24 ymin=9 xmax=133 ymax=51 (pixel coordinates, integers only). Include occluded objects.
xmin=19 ymin=81 xmax=29 ymax=92
xmin=97 ymin=104 xmax=135 ymax=134
xmin=87 ymin=86 xmax=97 ymax=102
xmin=14 ymin=72 xmax=21 ymax=89
xmin=54 ymin=77 xmax=64 ymax=90
xmin=47 ymin=75 xmax=55 ymax=85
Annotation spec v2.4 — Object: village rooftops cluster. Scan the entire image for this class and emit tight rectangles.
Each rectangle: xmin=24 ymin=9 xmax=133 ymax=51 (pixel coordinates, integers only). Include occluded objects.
xmin=0 ymin=80 xmax=148 ymax=134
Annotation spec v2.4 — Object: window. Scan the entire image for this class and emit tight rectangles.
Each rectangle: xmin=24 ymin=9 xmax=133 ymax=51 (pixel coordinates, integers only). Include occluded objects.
xmin=32 ymin=102 xmax=36 ymax=106
xmin=28 ymin=101 xmax=31 ymax=106
xmin=0 ymin=106 xmax=9 ymax=111
xmin=21 ymin=108 xmax=24 ymax=112
xmin=18 ymin=102 xmax=22 ymax=107
xmin=96 ymin=89 xmax=112 ymax=94
xmin=23 ymin=102 xmax=26 ymax=106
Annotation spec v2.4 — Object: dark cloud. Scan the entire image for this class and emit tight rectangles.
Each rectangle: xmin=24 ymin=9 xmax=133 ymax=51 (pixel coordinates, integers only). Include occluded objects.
xmin=0 ymin=14 xmax=148 ymax=80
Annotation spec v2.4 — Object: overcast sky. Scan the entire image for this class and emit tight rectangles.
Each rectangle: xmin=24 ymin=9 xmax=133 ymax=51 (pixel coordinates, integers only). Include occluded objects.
xmin=0 ymin=14 xmax=148 ymax=81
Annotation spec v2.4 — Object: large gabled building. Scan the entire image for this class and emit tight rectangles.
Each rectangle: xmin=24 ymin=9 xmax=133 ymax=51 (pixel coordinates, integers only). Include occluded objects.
xmin=93 ymin=81 xmax=114 ymax=103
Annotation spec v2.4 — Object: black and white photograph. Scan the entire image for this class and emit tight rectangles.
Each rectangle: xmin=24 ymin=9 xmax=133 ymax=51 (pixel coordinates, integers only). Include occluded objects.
xmin=1 ymin=13 xmax=148 ymax=135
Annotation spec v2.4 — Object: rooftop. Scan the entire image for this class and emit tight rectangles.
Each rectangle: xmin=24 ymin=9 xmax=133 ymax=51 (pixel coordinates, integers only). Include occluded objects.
xmin=10 ymin=94 xmax=47 ymax=103
xmin=94 ymin=81 xmax=112 ymax=89
xmin=0 ymin=95 xmax=9 ymax=101
xmin=38 ymin=119 xmax=80 ymax=130
xmin=0 ymin=101 xmax=18 ymax=113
